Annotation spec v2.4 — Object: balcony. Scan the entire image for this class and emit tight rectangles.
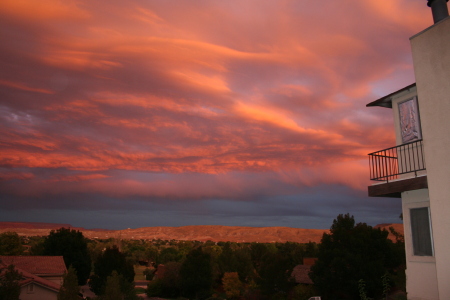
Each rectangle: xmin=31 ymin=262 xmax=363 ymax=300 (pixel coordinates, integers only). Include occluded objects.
xmin=368 ymin=140 xmax=428 ymax=198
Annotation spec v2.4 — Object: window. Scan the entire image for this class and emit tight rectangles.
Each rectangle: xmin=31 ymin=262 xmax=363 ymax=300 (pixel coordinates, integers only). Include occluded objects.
xmin=27 ymin=283 xmax=34 ymax=293
xmin=398 ymin=96 xmax=422 ymax=144
xmin=410 ymin=207 xmax=433 ymax=256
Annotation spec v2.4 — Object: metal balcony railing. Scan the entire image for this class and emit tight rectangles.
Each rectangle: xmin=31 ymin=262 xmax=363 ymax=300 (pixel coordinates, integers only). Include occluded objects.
xmin=368 ymin=140 xmax=426 ymax=181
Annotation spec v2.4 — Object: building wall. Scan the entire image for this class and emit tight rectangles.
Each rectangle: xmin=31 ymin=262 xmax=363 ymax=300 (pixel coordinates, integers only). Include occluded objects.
xmin=20 ymin=283 xmax=58 ymax=300
xmin=401 ymin=189 xmax=438 ymax=300
xmin=410 ymin=16 xmax=450 ymax=300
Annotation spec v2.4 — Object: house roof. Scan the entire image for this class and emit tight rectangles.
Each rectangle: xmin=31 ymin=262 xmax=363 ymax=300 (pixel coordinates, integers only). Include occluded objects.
xmin=291 ymin=264 xmax=314 ymax=285
xmin=0 ymin=256 xmax=66 ymax=276
xmin=0 ymin=263 xmax=61 ymax=292
xmin=366 ymin=83 xmax=416 ymax=108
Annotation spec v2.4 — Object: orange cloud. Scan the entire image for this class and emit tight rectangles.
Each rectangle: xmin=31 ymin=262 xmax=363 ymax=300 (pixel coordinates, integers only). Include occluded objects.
xmin=0 ymin=80 xmax=54 ymax=94
xmin=0 ymin=171 xmax=34 ymax=181
xmin=0 ymin=0 xmax=89 ymax=21
xmin=0 ymin=0 xmax=428 ymax=201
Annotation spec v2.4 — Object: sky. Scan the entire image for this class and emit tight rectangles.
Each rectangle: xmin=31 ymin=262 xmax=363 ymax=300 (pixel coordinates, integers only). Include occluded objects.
xmin=0 ymin=0 xmax=433 ymax=230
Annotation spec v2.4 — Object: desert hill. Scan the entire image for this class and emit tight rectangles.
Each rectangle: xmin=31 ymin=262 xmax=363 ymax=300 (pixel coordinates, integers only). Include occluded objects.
xmin=0 ymin=222 xmax=403 ymax=244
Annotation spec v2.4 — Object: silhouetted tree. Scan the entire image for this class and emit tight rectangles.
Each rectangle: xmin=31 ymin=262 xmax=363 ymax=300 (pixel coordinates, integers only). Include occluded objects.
xmin=256 ymin=251 xmax=296 ymax=297
xmin=145 ymin=244 xmax=159 ymax=265
xmin=58 ymin=266 xmax=79 ymax=300
xmin=0 ymin=232 xmax=23 ymax=255
xmin=0 ymin=264 xmax=21 ymax=300
xmin=100 ymin=271 xmax=122 ymax=300
xmin=158 ymin=247 xmax=182 ymax=264
xmin=180 ymin=247 xmax=213 ymax=299
xmin=154 ymin=262 xmax=182 ymax=298
xmin=217 ymin=243 xmax=254 ymax=284
xmin=42 ymin=228 xmax=91 ymax=285
xmin=310 ymin=213 xmax=402 ymax=299
xmin=89 ymin=246 xmax=135 ymax=296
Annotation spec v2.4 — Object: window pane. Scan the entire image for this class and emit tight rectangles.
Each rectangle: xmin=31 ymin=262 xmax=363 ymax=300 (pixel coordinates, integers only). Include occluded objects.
xmin=410 ymin=207 xmax=433 ymax=256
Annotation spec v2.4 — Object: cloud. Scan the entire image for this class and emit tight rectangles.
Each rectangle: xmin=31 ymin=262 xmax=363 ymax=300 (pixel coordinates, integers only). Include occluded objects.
xmin=0 ymin=0 xmax=429 ymax=228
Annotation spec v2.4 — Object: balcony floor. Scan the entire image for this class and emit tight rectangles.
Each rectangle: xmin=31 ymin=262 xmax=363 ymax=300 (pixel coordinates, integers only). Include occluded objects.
xmin=368 ymin=175 xmax=428 ymax=198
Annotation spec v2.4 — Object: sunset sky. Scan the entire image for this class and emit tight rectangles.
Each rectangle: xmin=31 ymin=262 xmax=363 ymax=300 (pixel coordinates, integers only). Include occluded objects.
xmin=0 ymin=0 xmax=433 ymax=230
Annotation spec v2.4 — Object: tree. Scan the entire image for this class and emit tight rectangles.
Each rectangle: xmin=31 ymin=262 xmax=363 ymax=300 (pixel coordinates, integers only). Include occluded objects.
xmin=290 ymin=284 xmax=316 ymax=300
xmin=99 ymin=271 xmax=123 ymax=300
xmin=218 ymin=244 xmax=254 ymax=284
xmin=97 ymin=270 xmax=139 ymax=300
xmin=58 ymin=266 xmax=80 ymax=300
xmin=179 ymin=247 xmax=213 ymax=299
xmin=0 ymin=264 xmax=22 ymax=300
xmin=222 ymin=272 xmax=243 ymax=299
xmin=89 ymin=246 xmax=135 ymax=296
xmin=158 ymin=247 xmax=182 ymax=264
xmin=310 ymin=213 xmax=402 ymax=299
xmin=256 ymin=251 xmax=296 ymax=297
xmin=28 ymin=236 xmax=46 ymax=255
xmin=42 ymin=228 xmax=91 ymax=285
xmin=0 ymin=232 xmax=23 ymax=255
xmin=147 ymin=261 xmax=182 ymax=298
xmin=145 ymin=244 xmax=158 ymax=266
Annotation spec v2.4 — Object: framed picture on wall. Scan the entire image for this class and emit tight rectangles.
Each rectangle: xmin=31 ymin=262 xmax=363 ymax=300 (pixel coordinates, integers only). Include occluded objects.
xmin=399 ymin=96 xmax=422 ymax=143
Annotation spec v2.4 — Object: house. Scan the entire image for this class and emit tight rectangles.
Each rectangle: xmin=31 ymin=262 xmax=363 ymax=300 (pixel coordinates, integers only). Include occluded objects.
xmin=291 ymin=258 xmax=317 ymax=285
xmin=366 ymin=1 xmax=450 ymax=299
xmin=0 ymin=256 xmax=67 ymax=286
xmin=0 ymin=256 xmax=67 ymax=300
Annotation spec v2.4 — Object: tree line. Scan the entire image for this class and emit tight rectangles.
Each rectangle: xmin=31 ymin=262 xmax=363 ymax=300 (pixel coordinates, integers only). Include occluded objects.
xmin=0 ymin=213 xmax=406 ymax=300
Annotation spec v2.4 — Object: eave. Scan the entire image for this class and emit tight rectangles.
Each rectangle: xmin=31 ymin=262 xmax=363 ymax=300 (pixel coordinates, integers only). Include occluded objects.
xmin=366 ymin=83 xmax=416 ymax=108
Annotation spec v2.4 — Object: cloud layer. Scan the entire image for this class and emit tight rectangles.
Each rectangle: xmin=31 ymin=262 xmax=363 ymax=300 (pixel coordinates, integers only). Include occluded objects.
xmin=0 ymin=0 xmax=430 ymax=229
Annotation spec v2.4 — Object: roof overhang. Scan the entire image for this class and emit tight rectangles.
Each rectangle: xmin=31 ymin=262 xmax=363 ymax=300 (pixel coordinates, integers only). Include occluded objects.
xmin=366 ymin=83 xmax=416 ymax=108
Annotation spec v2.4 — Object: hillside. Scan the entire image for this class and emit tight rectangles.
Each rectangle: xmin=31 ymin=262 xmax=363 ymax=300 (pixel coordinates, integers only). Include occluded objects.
xmin=0 ymin=222 xmax=404 ymax=243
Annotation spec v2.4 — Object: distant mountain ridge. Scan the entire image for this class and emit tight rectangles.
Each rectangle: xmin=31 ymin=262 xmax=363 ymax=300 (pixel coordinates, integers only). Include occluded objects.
xmin=0 ymin=222 xmax=403 ymax=243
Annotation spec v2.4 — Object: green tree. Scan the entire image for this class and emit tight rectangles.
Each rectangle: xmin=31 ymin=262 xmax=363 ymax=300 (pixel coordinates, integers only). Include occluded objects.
xmin=154 ymin=261 xmax=182 ymax=298
xmin=233 ymin=246 xmax=254 ymax=283
xmin=42 ymin=228 xmax=91 ymax=285
xmin=89 ymin=246 xmax=135 ymax=295
xmin=256 ymin=251 xmax=296 ymax=297
xmin=28 ymin=236 xmax=45 ymax=255
xmin=0 ymin=264 xmax=22 ymax=300
xmin=0 ymin=232 xmax=23 ymax=255
xmin=180 ymin=247 xmax=213 ymax=299
xmin=218 ymin=243 xmax=239 ymax=275
xmin=218 ymin=243 xmax=254 ymax=283
xmin=146 ymin=279 xmax=163 ymax=298
xmin=97 ymin=270 xmax=139 ymax=300
xmin=222 ymin=272 xmax=243 ymax=299
xmin=100 ymin=271 xmax=123 ymax=300
xmin=290 ymin=284 xmax=316 ymax=300
xmin=158 ymin=247 xmax=182 ymax=264
xmin=145 ymin=244 xmax=158 ymax=265
xmin=250 ymin=243 xmax=276 ymax=269
xmin=310 ymin=213 xmax=402 ymax=299
xmin=58 ymin=266 xmax=80 ymax=300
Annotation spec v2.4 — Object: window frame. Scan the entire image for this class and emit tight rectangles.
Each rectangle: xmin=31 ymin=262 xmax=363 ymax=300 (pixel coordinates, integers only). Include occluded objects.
xmin=410 ymin=206 xmax=434 ymax=256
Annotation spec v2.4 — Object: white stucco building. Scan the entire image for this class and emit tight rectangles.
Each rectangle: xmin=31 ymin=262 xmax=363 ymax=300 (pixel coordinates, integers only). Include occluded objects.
xmin=366 ymin=1 xmax=450 ymax=299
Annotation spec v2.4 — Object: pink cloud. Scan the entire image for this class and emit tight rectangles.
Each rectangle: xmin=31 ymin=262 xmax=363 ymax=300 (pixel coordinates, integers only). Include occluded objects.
xmin=0 ymin=0 xmax=430 ymax=202
xmin=0 ymin=80 xmax=55 ymax=94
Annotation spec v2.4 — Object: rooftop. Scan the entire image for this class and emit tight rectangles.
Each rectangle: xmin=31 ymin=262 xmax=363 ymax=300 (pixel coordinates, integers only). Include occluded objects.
xmin=0 ymin=256 xmax=66 ymax=276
